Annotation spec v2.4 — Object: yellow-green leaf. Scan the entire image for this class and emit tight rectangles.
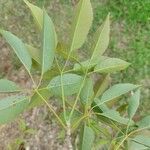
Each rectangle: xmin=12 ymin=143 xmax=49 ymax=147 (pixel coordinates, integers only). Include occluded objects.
xmin=94 ymin=57 xmax=130 ymax=73
xmin=70 ymin=0 xmax=93 ymax=51
xmin=91 ymin=14 xmax=110 ymax=61
xmin=24 ymin=0 xmax=58 ymax=47
xmin=24 ymin=0 xmax=43 ymax=30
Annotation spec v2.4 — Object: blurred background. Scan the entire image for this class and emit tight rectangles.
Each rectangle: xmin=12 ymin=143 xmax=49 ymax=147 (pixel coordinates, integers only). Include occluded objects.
xmin=0 ymin=0 xmax=149 ymax=149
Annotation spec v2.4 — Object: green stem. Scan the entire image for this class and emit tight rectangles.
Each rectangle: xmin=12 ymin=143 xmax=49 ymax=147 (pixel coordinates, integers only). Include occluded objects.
xmin=35 ymin=89 xmax=66 ymax=129
xmin=72 ymin=114 xmax=89 ymax=131
xmin=69 ymin=75 xmax=87 ymax=120
xmin=60 ymin=72 xmax=67 ymax=122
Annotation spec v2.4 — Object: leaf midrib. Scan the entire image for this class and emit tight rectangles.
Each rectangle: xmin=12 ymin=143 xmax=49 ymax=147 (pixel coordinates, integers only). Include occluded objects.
xmin=100 ymin=86 xmax=139 ymax=104
xmin=42 ymin=11 xmax=48 ymax=75
xmin=48 ymin=81 xmax=81 ymax=89
xmin=94 ymin=63 xmax=129 ymax=73
xmin=0 ymin=97 xmax=29 ymax=111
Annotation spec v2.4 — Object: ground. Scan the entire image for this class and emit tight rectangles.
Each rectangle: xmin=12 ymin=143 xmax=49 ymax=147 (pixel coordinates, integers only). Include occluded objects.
xmin=0 ymin=0 xmax=149 ymax=149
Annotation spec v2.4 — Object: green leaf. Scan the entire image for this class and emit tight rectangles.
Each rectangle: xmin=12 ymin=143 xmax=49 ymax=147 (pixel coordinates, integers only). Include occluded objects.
xmin=101 ymin=110 xmax=133 ymax=125
xmin=91 ymin=14 xmax=110 ymax=61
xmin=26 ymin=44 xmax=41 ymax=64
xmin=42 ymin=10 xmax=57 ymax=75
xmin=80 ymin=125 xmax=95 ymax=150
xmin=129 ymin=141 xmax=146 ymax=150
xmin=93 ymin=98 xmax=110 ymax=113
xmin=0 ymin=95 xmax=29 ymax=124
xmin=94 ymin=99 xmax=133 ymax=125
xmin=94 ymin=57 xmax=130 ymax=73
xmin=99 ymin=83 xmax=140 ymax=104
xmin=129 ymin=135 xmax=150 ymax=150
xmin=0 ymin=30 xmax=32 ymax=72
xmin=92 ymin=100 xmax=116 ymax=125
xmin=128 ymin=89 xmax=140 ymax=119
xmin=80 ymin=78 xmax=94 ymax=106
xmin=94 ymin=74 xmax=110 ymax=98
xmin=137 ymin=115 xmax=150 ymax=129
xmin=47 ymin=73 xmax=83 ymax=96
xmin=70 ymin=0 xmax=93 ymax=51
xmin=24 ymin=0 xmax=43 ymax=30
xmin=28 ymin=88 xmax=51 ymax=109
xmin=0 ymin=79 xmax=21 ymax=93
